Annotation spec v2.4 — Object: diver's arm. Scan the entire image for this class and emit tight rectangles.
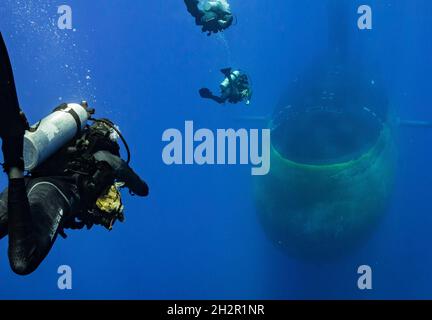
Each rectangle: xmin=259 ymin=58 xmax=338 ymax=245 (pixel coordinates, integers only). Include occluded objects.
xmin=93 ymin=151 xmax=149 ymax=197
xmin=199 ymin=88 xmax=226 ymax=104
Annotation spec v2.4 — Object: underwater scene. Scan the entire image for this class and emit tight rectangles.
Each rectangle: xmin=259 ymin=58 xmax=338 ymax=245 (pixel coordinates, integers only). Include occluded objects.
xmin=0 ymin=0 xmax=431 ymax=300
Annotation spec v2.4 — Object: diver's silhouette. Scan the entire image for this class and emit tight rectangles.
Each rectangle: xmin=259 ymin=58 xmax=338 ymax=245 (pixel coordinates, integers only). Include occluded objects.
xmin=184 ymin=0 xmax=234 ymax=35
xmin=199 ymin=68 xmax=252 ymax=105
xmin=0 ymin=32 xmax=148 ymax=275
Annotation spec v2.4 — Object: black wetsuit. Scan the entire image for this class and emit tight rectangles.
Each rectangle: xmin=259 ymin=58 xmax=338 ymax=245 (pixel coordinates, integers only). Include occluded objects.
xmin=0 ymin=32 xmax=148 ymax=275
xmin=0 ymin=123 xmax=149 ymax=275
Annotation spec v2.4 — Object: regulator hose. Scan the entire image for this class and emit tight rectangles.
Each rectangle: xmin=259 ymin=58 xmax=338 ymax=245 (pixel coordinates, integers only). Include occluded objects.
xmin=89 ymin=117 xmax=131 ymax=164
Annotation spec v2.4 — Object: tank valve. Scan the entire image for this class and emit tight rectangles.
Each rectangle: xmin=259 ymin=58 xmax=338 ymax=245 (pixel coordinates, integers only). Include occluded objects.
xmin=81 ymin=100 xmax=95 ymax=115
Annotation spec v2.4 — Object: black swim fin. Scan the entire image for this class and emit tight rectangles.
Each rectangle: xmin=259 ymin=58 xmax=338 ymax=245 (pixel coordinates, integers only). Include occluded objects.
xmin=0 ymin=32 xmax=20 ymax=113
xmin=0 ymin=32 xmax=24 ymax=138
xmin=199 ymin=88 xmax=225 ymax=104
xmin=184 ymin=0 xmax=203 ymax=20
xmin=220 ymin=68 xmax=232 ymax=77
xmin=199 ymin=88 xmax=213 ymax=99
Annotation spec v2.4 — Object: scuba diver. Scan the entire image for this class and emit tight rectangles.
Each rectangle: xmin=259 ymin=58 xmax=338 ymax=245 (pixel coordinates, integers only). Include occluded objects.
xmin=184 ymin=0 xmax=234 ymax=35
xmin=0 ymin=32 xmax=149 ymax=275
xmin=199 ymin=68 xmax=252 ymax=105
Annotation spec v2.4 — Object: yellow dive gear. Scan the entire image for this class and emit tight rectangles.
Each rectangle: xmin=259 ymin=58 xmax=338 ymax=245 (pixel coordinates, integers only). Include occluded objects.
xmin=95 ymin=182 xmax=125 ymax=230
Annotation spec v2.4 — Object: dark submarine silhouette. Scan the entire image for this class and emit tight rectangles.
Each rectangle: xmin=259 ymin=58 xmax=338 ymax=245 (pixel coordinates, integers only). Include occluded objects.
xmin=254 ymin=0 xmax=397 ymax=259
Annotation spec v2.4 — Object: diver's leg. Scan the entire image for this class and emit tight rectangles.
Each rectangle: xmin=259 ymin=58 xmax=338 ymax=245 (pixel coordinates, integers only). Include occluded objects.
xmin=211 ymin=96 xmax=226 ymax=104
xmin=199 ymin=88 xmax=226 ymax=104
xmin=93 ymin=151 xmax=149 ymax=197
xmin=8 ymin=178 xmax=73 ymax=275
xmin=7 ymin=177 xmax=38 ymax=275
xmin=184 ymin=0 xmax=202 ymax=19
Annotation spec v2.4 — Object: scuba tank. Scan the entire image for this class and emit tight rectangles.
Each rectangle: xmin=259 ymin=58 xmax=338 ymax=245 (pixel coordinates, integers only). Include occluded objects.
xmin=220 ymin=69 xmax=252 ymax=105
xmin=24 ymin=102 xmax=92 ymax=171
xmin=220 ymin=69 xmax=240 ymax=89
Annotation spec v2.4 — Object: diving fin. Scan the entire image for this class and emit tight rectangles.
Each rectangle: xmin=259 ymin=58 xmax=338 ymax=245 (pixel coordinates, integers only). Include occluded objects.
xmin=199 ymin=88 xmax=213 ymax=99
xmin=0 ymin=32 xmax=26 ymax=138
xmin=220 ymin=68 xmax=232 ymax=77
xmin=199 ymin=88 xmax=225 ymax=104
xmin=0 ymin=32 xmax=20 ymax=113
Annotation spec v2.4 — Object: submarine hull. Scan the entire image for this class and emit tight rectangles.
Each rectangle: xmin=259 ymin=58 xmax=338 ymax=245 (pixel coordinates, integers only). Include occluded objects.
xmin=255 ymin=126 xmax=395 ymax=259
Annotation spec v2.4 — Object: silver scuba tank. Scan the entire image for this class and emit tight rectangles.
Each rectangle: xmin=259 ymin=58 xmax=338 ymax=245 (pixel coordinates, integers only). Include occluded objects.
xmin=24 ymin=102 xmax=90 ymax=171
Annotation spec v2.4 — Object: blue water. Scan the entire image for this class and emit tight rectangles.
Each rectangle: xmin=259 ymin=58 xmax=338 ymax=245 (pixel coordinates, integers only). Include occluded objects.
xmin=0 ymin=0 xmax=432 ymax=299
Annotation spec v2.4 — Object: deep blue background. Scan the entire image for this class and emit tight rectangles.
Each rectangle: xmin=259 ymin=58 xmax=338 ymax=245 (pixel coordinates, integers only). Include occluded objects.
xmin=0 ymin=0 xmax=431 ymax=299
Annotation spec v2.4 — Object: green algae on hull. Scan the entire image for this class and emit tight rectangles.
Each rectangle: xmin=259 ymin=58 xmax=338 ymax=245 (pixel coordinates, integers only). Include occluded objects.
xmin=254 ymin=126 xmax=396 ymax=259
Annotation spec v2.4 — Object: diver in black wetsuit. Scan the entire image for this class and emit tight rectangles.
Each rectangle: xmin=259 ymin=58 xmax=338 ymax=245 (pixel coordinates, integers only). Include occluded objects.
xmin=199 ymin=68 xmax=252 ymax=105
xmin=0 ymin=32 xmax=149 ymax=275
xmin=184 ymin=0 xmax=234 ymax=35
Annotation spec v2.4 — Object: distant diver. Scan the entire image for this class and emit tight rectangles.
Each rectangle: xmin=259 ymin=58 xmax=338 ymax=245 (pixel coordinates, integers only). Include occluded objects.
xmin=0 ymin=32 xmax=149 ymax=275
xmin=199 ymin=68 xmax=252 ymax=105
xmin=184 ymin=0 xmax=234 ymax=35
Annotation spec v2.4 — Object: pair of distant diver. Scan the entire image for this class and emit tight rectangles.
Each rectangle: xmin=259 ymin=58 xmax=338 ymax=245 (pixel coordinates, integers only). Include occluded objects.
xmin=0 ymin=32 xmax=148 ymax=275
xmin=184 ymin=0 xmax=253 ymax=106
